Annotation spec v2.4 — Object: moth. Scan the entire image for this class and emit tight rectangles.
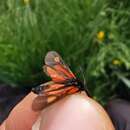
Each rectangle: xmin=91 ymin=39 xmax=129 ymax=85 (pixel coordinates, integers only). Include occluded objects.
xmin=32 ymin=51 xmax=90 ymax=111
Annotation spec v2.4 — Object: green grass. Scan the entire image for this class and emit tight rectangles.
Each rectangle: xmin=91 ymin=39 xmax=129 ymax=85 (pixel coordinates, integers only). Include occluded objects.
xmin=0 ymin=0 xmax=130 ymax=104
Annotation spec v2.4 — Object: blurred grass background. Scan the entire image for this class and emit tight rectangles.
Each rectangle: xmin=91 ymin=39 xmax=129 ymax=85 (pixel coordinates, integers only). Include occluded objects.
xmin=0 ymin=0 xmax=130 ymax=104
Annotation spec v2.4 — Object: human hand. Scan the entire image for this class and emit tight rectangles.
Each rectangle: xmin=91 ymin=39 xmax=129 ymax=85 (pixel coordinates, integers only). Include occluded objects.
xmin=0 ymin=92 xmax=40 ymax=130
xmin=0 ymin=92 xmax=115 ymax=130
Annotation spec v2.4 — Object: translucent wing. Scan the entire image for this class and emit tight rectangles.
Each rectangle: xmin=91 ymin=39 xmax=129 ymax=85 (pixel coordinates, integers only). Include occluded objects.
xmin=32 ymin=81 xmax=65 ymax=94
xmin=32 ymin=83 xmax=79 ymax=111
xmin=43 ymin=51 xmax=76 ymax=83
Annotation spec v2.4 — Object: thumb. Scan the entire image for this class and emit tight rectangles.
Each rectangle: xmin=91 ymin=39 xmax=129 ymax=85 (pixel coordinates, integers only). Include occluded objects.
xmin=33 ymin=93 xmax=115 ymax=130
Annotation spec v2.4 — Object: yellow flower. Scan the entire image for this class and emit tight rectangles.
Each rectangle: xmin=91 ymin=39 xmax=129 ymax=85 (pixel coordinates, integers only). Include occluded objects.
xmin=23 ymin=0 xmax=30 ymax=4
xmin=112 ymin=59 xmax=122 ymax=65
xmin=97 ymin=31 xmax=105 ymax=42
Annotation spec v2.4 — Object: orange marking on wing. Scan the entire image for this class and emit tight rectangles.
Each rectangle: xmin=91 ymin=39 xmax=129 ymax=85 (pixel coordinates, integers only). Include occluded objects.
xmin=46 ymin=66 xmax=66 ymax=82
xmin=47 ymin=96 xmax=57 ymax=103
xmin=43 ymin=84 xmax=65 ymax=92
xmin=55 ymin=65 xmax=75 ymax=78
xmin=67 ymin=87 xmax=79 ymax=94
xmin=45 ymin=86 xmax=79 ymax=96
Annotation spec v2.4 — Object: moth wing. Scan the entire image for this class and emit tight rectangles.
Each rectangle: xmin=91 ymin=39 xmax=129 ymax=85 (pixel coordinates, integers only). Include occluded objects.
xmin=43 ymin=66 xmax=68 ymax=83
xmin=32 ymin=84 xmax=79 ymax=111
xmin=32 ymin=81 xmax=65 ymax=94
xmin=43 ymin=51 xmax=76 ymax=83
xmin=32 ymin=95 xmax=60 ymax=111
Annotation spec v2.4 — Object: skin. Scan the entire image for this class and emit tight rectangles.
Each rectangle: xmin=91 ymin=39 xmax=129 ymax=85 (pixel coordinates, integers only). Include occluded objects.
xmin=1 ymin=92 xmax=40 ymax=130
xmin=0 ymin=92 xmax=115 ymax=130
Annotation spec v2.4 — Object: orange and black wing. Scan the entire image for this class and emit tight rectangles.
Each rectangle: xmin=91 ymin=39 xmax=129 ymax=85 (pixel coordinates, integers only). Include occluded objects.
xmin=32 ymin=82 xmax=79 ymax=111
xmin=43 ymin=51 xmax=76 ymax=83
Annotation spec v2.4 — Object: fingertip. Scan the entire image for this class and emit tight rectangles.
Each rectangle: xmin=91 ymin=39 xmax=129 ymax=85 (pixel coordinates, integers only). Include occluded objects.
xmin=38 ymin=93 xmax=114 ymax=130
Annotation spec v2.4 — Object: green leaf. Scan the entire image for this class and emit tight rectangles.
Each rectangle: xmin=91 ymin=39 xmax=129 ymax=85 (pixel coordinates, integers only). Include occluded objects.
xmin=117 ymin=73 xmax=130 ymax=89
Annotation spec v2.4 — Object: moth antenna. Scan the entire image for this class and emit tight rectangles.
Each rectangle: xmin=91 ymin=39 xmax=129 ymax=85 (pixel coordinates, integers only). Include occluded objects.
xmin=79 ymin=66 xmax=86 ymax=87
xmin=79 ymin=67 xmax=91 ymax=97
